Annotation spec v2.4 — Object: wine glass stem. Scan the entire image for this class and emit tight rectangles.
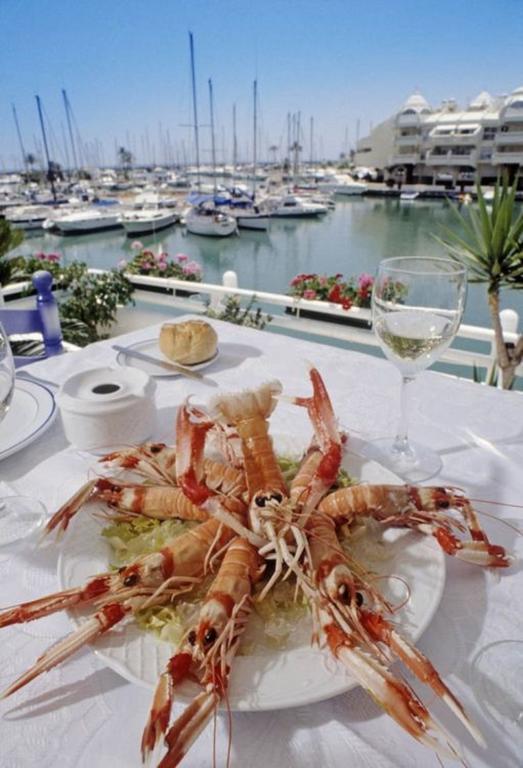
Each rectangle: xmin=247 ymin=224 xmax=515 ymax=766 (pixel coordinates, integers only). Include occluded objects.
xmin=392 ymin=375 xmax=416 ymax=460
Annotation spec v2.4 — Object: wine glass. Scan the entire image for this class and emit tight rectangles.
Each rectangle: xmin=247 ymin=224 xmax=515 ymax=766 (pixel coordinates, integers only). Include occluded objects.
xmin=0 ymin=322 xmax=46 ymax=546
xmin=366 ymin=257 xmax=467 ymax=482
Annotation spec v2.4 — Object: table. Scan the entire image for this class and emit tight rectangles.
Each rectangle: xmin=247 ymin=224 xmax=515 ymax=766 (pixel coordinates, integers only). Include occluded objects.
xmin=1 ymin=318 xmax=522 ymax=768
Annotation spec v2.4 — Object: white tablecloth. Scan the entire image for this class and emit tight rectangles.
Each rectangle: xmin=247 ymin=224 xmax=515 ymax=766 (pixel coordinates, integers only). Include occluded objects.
xmin=1 ymin=318 xmax=522 ymax=768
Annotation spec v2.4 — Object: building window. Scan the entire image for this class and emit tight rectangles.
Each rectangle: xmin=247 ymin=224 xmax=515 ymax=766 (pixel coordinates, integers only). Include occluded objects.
xmin=483 ymin=127 xmax=497 ymax=140
xmin=508 ymin=100 xmax=523 ymax=109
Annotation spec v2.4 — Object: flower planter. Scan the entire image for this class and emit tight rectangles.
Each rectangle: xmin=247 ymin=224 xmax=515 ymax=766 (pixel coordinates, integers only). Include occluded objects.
xmin=285 ymin=304 xmax=372 ymax=329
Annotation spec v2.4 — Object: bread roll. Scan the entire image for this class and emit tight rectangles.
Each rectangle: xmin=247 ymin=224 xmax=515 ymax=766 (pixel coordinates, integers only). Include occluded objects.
xmin=159 ymin=320 xmax=218 ymax=365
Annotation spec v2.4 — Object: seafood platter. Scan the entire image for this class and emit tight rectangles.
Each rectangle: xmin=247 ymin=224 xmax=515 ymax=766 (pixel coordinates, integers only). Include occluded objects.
xmin=0 ymin=367 xmax=512 ymax=767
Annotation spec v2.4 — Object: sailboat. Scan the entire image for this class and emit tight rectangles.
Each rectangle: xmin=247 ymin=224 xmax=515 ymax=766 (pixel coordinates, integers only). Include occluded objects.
xmin=232 ymin=80 xmax=270 ymax=231
xmin=184 ymin=35 xmax=237 ymax=238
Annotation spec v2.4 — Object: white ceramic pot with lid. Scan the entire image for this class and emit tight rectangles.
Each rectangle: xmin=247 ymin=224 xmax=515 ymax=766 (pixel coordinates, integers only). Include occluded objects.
xmin=57 ymin=366 xmax=156 ymax=451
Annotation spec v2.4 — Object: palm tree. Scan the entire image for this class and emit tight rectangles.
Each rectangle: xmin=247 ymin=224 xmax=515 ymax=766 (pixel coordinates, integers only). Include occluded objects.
xmin=437 ymin=177 xmax=523 ymax=389
xmin=117 ymin=146 xmax=133 ymax=177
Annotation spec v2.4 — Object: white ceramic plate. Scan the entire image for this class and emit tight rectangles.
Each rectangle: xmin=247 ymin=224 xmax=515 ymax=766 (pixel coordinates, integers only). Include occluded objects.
xmin=0 ymin=378 xmax=56 ymax=461
xmin=58 ymin=442 xmax=446 ymax=711
xmin=116 ymin=338 xmax=219 ymax=378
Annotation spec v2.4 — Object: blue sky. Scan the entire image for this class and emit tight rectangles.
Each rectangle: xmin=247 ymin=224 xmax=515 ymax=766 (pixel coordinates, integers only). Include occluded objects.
xmin=0 ymin=0 xmax=521 ymax=169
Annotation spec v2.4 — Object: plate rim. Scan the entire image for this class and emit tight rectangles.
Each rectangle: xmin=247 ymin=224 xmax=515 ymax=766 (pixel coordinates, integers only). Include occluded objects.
xmin=0 ymin=378 xmax=56 ymax=461
xmin=116 ymin=337 xmax=220 ymax=377
xmin=57 ymin=444 xmax=446 ymax=711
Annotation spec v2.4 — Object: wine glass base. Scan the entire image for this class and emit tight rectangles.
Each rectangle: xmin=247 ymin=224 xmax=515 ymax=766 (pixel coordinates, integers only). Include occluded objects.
xmin=0 ymin=496 xmax=47 ymax=547
xmin=471 ymin=640 xmax=523 ymax=729
xmin=360 ymin=438 xmax=442 ymax=483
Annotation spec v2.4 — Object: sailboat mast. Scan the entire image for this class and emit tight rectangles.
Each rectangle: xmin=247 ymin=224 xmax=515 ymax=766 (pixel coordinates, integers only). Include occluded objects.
xmin=62 ymin=89 xmax=78 ymax=171
xmin=232 ymin=103 xmax=237 ymax=176
xmin=35 ymin=94 xmax=56 ymax=201
xmin=11 ymin=104 xmax=28 ymax=174
xmin=252 ymin=79 xmax=257 ymax=199
xmin=189 ymin=31 xmax=201 ymax=190
xmin=208 ymin=78 xmax=217 ymax=196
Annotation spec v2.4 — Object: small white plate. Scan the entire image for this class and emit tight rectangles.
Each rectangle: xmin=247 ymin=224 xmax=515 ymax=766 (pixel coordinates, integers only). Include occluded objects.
xmin=116 ymin=339 xmax=220 ymax=378
xmin=0 ymin=378 xmax=56 ymax=461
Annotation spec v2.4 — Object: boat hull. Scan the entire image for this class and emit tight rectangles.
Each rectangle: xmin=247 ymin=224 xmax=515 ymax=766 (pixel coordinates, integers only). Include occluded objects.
xmin=121 ymin=213 xmax=178 ymax=236
xmin=236 ymin=214 xmax=270 ymax=231
xmin=186 ymin=214 xmax=237 ymax=237
xmin=55 ymin=215 xmax=121 ymax=234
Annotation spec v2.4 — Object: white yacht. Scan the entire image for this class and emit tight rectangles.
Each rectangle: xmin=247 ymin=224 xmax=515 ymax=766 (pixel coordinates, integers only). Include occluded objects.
xmin=267 ymin=194 xmax=328 ymax=218
xmin=232 ymin=209 xmax=271 ymax=231
xmin=317 ymin=173 xmax=367 ymax=195
xmin=5 ymin=205 xmax=51 ymax=230
xmin=53 ymin=207 xmax=122 ymax=235
xmin=119 ymin=207 xmax=178 ymax=236
xmin=185 ymin=204 xmax=238 ymax=237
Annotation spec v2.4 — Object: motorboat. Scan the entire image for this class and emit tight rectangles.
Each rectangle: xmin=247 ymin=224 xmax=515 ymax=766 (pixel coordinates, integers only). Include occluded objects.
xmin=53 ymin=207 xmax=122 ymax=235
xmin=5 ymin=205 xmax=51 ymax=231
xmin=267 ymin=194 xmax=328 ymax=218
xmin=399 ymin=191 xmax=420 ymax=202
xmin=185 ymin=203 xmax=237 ymax=237
xmin=119 ymin=207 xmax=178 ymax=236
xmin=233 ymin=209 xmax=271 ymax=231
xmin=317 ymin=173 xmax=367 ymax=196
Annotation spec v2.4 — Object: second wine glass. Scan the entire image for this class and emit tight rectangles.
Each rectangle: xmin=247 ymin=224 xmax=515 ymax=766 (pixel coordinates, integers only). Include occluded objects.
xmin=0 ymin=322 xmax=47 ymax=545
xmin=369 ymin=257 xmax=467 ymax=482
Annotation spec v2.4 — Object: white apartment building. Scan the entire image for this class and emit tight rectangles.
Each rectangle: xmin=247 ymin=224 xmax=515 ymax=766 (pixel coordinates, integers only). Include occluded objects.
xmin=355 ymin=85 xmax=523 ymax=186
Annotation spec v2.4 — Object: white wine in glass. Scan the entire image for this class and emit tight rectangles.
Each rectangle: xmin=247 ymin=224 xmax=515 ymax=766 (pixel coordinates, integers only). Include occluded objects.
xmin=0 ymin=322 xmax=46 ymax=546
xmin=368 ymin=257 xmax=467 ymax=482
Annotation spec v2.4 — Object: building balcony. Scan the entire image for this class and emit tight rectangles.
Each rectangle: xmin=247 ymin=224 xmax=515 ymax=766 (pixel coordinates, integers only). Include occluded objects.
xmin=395 ymin=134 xmax=420 ymax=146
xmin=425 ymin=150 xmax=477 ymax=166
xmin=502 ymin=108 xmax=523 ymax=122
xmin=426 ymin=133 xmax=480 ymax=145
xmin=389 ymin=153 xmax=420 ymax=165
xmin=492 ymin=150 xmax=523 ymax=164
xmin=396 ymin=114 xmax=420 ymax=128
xmin=494 ymin=131 xmax=523 ymax=145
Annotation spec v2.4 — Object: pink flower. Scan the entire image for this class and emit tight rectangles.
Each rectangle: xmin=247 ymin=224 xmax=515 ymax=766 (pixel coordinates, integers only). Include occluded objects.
xmin=158 ymin=262 xmax=167 ymax=271
xmin=318 ymin=276 xmax=328 ymax=287
xmin=142 ymin=250 xmax=154 ymax=258
xmin=34 ymin=251 xmax=46 ymax=261
xmin=182 ymin=260 xmax=202 ymax=276
xmin=46 ymin=253 xmax=60 ymax=262
xmin=303 ymin=289 xmax=317 ymax=300
xmin=358 ymin=273 xmax=374 ymax=290
xmin=117 ymin=259 xmax=128 ymax=269
xmin=158 ymin=252 xmax=168 ymax=261
xmin=131 ymin=240 xmax=143 ymax=251
xmin=176 ymin=253 xmax=188 ymax=263
xmin=142 ymin=262 xmax=152 ymax=270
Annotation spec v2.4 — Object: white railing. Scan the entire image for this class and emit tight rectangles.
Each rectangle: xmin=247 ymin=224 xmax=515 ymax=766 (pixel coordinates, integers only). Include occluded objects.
xmin=4 ymin=270 xmax=522 ymax=381
xmin=112 ymin=270 xmax=522 ymax=380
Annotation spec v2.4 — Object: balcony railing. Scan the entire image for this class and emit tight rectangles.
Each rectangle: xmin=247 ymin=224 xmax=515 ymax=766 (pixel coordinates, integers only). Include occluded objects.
xmin=495 ymin=131 xmax=523 ymax=145
xmin=426 ymin=132 xmax=480 ymax=145
xmin=395 ymin=135 xmax=420 ymax=146
xmin=396 ymin=114 xmax=420 ymax=127
xmin=492 ymin=150 xmax=523 ymax=164
xmin=389 ymin=153 xmax=420 ymax=165
xmin=425 ymin=150 xmax=477 ymax=165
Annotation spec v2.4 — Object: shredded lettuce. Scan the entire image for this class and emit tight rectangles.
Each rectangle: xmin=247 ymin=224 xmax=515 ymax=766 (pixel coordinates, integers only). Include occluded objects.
xmin=102 ymin=517 xmax=197 ymax=567
xmin=102 ymin=452 xmax=354 ymax=652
